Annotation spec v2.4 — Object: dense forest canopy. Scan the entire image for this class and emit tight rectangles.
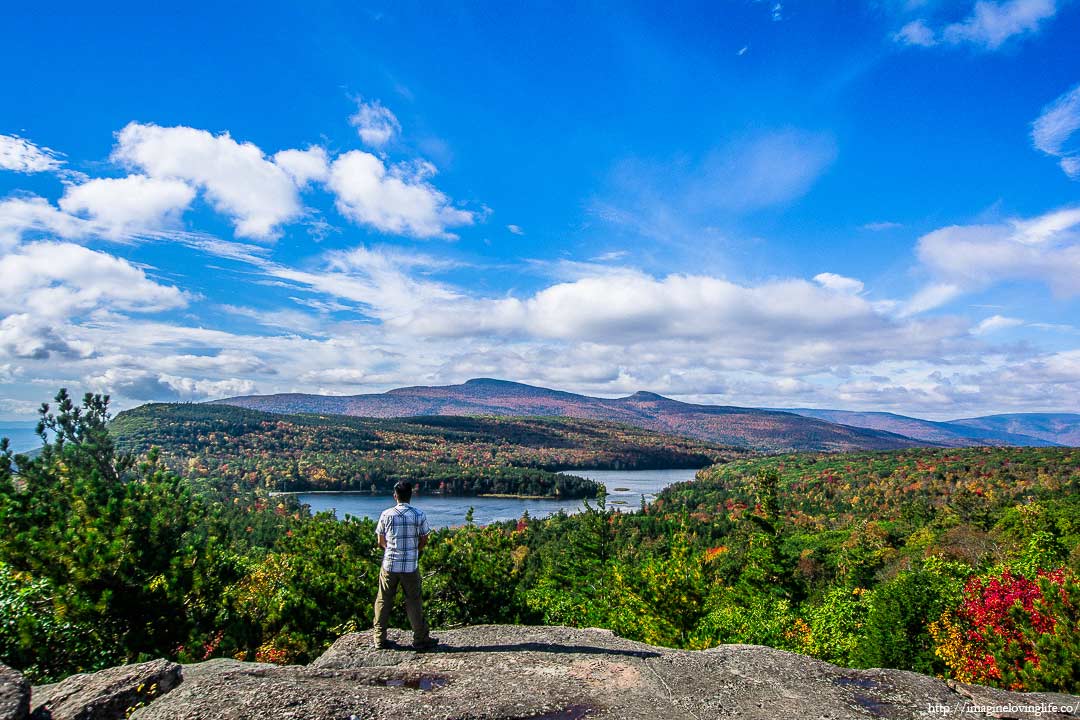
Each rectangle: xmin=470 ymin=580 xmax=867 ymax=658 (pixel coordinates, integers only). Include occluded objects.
xmin=108 ymin=402 xmax=741 ymax=497
xmin=1 ymin=391 xmax=1077 ymax=693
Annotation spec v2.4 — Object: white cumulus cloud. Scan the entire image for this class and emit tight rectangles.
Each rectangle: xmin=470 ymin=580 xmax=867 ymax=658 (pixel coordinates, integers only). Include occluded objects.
xmin=112 ymin=123 xmax=304 ymax=240
xmin=327 ymin=151 xmax=474 ymax=238
xmin=59 ymin=175 xmax=195 ymax=237
xmin=273 ymin=146 xmax=330 ymax=187
xmin=0 ymin=314 xmax=92 ymax=360
xmin=915 ymin=207 xmax=1080 ymax=298
xmin=4 ymin=116 xmax=475 ymax=246
xmin=0 ymin=241 xmax=188 ymax=320
xmin=0 ymin=242 xmax=188 ymax=362
xmin=85 ymin=367 xmax=256 ymax=401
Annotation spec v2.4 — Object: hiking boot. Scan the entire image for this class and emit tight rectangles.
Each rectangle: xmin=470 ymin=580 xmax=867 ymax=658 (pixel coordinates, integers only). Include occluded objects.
xmin=413 ymin=637 xmax=439 ymax=651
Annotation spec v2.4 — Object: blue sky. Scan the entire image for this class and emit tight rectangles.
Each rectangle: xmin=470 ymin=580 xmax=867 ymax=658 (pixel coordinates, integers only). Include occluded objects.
xmin=1 ymin=0 xmax=1079 ymax=420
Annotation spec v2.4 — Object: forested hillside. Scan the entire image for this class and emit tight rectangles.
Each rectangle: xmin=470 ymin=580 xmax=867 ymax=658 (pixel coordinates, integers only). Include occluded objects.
xmin=1 ymin=391 xmax=1077 ymax=694
xmin=668 ymin=446 xmax=1080 ymax=529
xmin=109 ymin=402 xmax=739 ymax=497
xmin=632 ymin=447 xmax=1080 ymax=689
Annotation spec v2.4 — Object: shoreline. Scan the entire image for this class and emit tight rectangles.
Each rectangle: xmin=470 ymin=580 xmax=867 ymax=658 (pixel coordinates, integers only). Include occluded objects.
xmin=477 ymin=493 xmax=565 ymax=500
xmin=267 ymin=466 xmax=704 ymax=499
xmin=271 ymin=490 xmax=586 ymax=501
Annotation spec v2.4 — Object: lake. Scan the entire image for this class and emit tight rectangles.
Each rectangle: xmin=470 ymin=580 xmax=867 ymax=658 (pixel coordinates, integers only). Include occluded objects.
xmin=0 ymin=423 xmax=41 ymax=454
xmin=295 ymin=467 xmax=699 ymax=528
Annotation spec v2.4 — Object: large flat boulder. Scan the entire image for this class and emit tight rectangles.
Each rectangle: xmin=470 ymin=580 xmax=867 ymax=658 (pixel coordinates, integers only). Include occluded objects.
xmin=0 ymin=664 xmax=29 ymax=720
xmin=179 ymin=658 xmax=277 ymax=683
xmin=30 ymin=659 xmax=180 ymax=720
xmin=131 ymin=625 xmax=1080 ymax=720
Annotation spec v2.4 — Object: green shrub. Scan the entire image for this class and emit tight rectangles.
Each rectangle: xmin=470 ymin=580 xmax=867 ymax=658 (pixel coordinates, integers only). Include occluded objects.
xmin=800 ymin=586 xmax=872 ymax=666
xmin=855 ymin=557 xmax=966 ymax=674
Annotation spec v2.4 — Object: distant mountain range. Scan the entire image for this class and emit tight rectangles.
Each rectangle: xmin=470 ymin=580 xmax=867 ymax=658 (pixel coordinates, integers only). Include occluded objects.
xmin=211 ymin=378 xmax=919 ymax=452
xmin=779 ymin=409 xmax=1069 ymax=448
xmin=948 ymin=413 xmax=1080 ymax=447
xmin=212 ymin=378 xmax=1080 ymax=453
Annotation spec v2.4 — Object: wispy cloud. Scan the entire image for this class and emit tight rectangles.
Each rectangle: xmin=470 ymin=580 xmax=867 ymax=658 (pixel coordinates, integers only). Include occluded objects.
xmin=894 ymin=20 xmax=936 ymax=47
xmin=698 ymin=130 xmax=836 ymax=211
xmin=861 ymin=221 xmax=903 ymax=231
xmin=0 ymin=134 xmax=64 ymax=173
xmin=894 ymin=0 xmax=1059 ymax=50
xmin=349 ymin=98 xmax=402 ymax=149
xmin=591 ymin=250 xmax=628 ymax=262
xmin=942 ymin=0 xmax=1057 ymax=48
xmin=900 ymin=282 xmax=963 ymax=316
xmin=1032 ymin=83 xmax=1080 ymax=180
xmin=592 ymin=129 xmax=836 ymax=246
xmin=973 ymin=314 xmax=1024 ymax=335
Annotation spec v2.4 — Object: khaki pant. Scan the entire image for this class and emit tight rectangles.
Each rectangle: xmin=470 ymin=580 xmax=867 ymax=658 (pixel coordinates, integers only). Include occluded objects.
xmin=372 ymin=568 xmax=430 ymax=642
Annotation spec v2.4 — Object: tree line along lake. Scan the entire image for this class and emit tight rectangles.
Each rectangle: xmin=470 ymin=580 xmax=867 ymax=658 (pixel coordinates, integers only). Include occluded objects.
xmin=294 ymin=467 xmax=699 ymax=528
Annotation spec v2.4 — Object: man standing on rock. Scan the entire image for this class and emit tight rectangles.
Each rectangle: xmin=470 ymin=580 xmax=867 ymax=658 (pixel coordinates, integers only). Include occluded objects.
xmin=373 ymin=481 xmax=438 ymax=650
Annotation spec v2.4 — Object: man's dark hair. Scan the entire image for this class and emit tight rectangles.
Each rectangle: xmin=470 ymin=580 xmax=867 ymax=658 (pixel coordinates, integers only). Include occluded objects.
xmin=394 ymin=481 xmax=413 ymax=502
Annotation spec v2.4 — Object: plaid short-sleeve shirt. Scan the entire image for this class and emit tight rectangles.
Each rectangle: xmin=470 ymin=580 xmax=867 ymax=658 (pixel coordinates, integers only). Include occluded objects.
xmin=375 ymin=502 xmax=430 ymax=573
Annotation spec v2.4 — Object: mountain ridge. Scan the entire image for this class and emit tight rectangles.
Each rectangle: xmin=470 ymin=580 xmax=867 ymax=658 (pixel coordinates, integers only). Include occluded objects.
xmin=780 ymin=407 xmax=1066 ymax=448
xmin=212 ymin=378 xmax=1079 ymax=452
xmin=950 ymin=412 xmax=1080 ymax=446
xmin=211 ymin=379 xmax=932 ymax=453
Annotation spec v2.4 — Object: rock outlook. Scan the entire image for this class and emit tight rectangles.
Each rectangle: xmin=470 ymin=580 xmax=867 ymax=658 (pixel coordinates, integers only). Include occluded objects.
xmin=5 ymin=625 xmax=1078 ymax=720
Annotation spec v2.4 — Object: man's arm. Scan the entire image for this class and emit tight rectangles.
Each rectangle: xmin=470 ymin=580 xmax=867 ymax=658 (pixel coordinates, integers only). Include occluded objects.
xmin=417 ymin=512 xmax=431 ymax=555
xmin=376 ymin=513 xmax=387 ymax=549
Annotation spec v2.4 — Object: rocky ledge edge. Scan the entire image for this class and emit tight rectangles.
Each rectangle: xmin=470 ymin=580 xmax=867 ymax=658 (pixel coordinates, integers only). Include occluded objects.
xmin=2 ymin=625 xmax=1078 ymax=720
